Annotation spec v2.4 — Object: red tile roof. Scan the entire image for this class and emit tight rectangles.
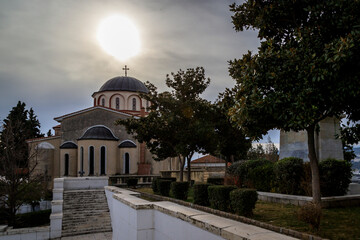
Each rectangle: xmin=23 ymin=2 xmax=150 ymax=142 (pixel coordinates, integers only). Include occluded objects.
xmin=192 ymin=155 xmax=225 ymax=164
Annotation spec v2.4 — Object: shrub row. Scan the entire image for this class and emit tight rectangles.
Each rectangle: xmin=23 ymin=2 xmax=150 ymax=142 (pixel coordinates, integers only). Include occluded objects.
xmin=152 ymin=177 xmax=176 ymax=194
xmin=227 ymin=157 xmax=352 ymax=197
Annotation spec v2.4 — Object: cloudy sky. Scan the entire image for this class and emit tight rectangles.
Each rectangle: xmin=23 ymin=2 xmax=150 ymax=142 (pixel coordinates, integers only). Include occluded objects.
xmin=0 ymin=0 xmax=279 ymax=143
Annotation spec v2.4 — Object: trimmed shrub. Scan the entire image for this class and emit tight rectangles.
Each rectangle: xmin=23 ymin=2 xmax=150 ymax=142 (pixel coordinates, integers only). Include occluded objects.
xmin=127 ymin=178 xmax=138 ymax=188
xmin=171 ymin=182 xmax=189 ymax=200
xmin=13 ymin=209 xmax=51 ymax=228
xmin=152 ymin=178 xmax=159 ymax=193
xmin=274 ymin=157 xmax=304 ymax=195
xmin=207 ymin=177 xmax=224 ymax=185
xmin=152 ymin=177 xmax=176 ymax=194
xmin=248 ymin=161 xmax=274 ymax=192
xmin=319 ymin=158 xmax=352 ymax=196
xmin=230 ymin=188 xmax=258 ymax=217
xmin=227 ymin=160 xmax=273 ymax=190
xmin=208 ymin=185 xmax=236 ymax=212
xmin=298 ymin=202 xmax=322 ymax=230
xmin=193 ymin=183 xmax=210 ymax=206
xmin=157 ymin=180 xmax=172 ymax=196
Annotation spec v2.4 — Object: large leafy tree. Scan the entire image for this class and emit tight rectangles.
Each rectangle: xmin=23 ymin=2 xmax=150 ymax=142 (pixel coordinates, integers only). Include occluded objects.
xmin=0 ymin=101 xmax=44 ymax=226
xmin=117 ymin=67 xmax=213 ymax=182
xmin=229 ymin=1 xmax=360 ymax=204
xmin=210 ymin=88 xmax=251 ymax=164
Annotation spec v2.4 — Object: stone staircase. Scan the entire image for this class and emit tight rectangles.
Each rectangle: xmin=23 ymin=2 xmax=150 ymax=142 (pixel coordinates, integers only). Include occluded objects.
xmin=62 ymin=189 xmax=112 ymax=237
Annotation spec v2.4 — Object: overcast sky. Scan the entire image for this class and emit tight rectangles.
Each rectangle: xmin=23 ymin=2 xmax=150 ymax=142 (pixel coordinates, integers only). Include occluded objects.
xmin=0 ymin=0 xmax=279 ymax=143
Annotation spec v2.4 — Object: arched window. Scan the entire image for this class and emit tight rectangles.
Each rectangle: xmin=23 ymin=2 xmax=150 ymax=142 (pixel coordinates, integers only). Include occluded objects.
xmin=100 ymin=146 xmax=106 ymax=175
xmin=116 ymin=97 xmax=120 ymax=110
xmin=80 ymin=147 xmax=84 ymax=175
xmin=124 ymin=153 xmax=130 ymax=174
xmin=64 ymin=154 xmax=69 ymax=176
xmin=101 ymin=98 xmax=105 ymax=106
xmin=132 ymin=98 xmax=136 ymax=111
xmin=89 ymin=146 xmax=94 ymax=175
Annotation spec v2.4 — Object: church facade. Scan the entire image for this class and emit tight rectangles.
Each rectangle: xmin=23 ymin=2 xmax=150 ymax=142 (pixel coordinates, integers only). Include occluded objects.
xmin=27 ymin=75 xmax=178 ymax=186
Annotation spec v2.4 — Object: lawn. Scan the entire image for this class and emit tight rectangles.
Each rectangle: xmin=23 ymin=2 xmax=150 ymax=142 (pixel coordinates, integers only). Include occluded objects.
xmin=137 ymin=187 xmax=360 ymax=240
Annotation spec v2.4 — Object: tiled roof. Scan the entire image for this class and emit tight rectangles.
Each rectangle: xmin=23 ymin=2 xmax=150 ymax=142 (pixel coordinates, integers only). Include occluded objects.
xmin=192 ymin=155 xmax=225 ymax=164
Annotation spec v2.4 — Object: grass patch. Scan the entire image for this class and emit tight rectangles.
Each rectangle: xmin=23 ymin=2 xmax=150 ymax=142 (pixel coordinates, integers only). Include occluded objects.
xmin=137 ymin=187 xmax=360 ymax=240
xmin=253 ymin=201 xmax=360 ymax=240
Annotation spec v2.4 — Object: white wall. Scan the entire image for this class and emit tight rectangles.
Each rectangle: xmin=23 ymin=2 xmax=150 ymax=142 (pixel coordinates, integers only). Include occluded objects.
xmin=105 ymin=186 xmax=297 ymax=240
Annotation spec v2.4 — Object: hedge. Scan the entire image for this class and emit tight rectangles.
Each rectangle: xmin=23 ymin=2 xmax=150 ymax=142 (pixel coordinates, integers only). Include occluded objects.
xmin=207 ymin=177 xmax=224 ymax=185
xmin=127 ymin=178 xmax=138 ymax=188
xmin=274 ymin=157 xmax=304 ymax=195
xmin=193 ymin=183 xmax=210 ymax=206
xmin=319 ymin=158 xmax=352 ymax=196
xmin=208 ymin=185 xmax=236 ymax=212
xmin=152 ymin=177 xmax=176 ymax=194
xmin=171 ymin=182 xmax=189 ymax=200
xmin=13 ymin=209 xmax=51 ymax=228
xmin=157 ymin=180 xmax=172 ymax=196
xmin=230 ymin=188 xmax=258 ymax=217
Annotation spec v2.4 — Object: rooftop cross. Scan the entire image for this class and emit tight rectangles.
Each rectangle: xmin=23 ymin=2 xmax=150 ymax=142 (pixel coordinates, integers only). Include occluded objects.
xmin=122 ymin=65 xmax=130 ymax=76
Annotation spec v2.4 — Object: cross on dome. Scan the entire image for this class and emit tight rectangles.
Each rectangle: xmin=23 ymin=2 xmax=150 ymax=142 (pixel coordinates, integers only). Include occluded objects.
xmin=122 ymin=65 xmax=130 ymax=76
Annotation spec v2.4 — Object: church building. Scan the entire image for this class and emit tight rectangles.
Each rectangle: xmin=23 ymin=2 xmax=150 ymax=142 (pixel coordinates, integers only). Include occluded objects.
xmin=27 ymin=73 xmax=177 ymax=186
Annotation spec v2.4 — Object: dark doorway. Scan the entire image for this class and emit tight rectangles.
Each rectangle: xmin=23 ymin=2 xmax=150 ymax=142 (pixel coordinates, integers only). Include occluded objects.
xmin=125 ymin=153 xmax=130 ymax=174
xmin=64 ymin=154 xmax=69 ymax=176
xmin=89 ymin=146 xmax=94 ymax=175
xmin=100 ymin=146 xmax=106 ymax=175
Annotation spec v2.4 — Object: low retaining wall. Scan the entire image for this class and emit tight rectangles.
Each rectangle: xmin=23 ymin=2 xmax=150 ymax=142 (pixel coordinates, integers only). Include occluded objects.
xmin=105 ymin=186 xmax=298 ymax=240
xmin=0 ymin=226 xmax=50 ymax=240
xmin=258 ymin=192 xmax=360 ymax=208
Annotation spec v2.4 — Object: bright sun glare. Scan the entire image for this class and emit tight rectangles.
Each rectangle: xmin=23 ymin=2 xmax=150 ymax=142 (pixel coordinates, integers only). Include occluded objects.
xmin=97 ymin=15 xmax=140 ymax=61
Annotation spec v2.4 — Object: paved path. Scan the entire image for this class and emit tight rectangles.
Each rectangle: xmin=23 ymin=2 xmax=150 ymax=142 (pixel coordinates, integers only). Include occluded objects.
xmin=61 ymin=231 xmax=112 ymax=240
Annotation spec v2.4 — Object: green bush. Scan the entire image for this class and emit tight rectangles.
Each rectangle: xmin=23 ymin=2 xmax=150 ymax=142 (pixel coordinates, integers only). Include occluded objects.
xmin=274 ymin=157 xmax=304 ymax=195
xmin=157 ymin=180 xmax=172 ymax=196
xmin=248 ymin=161 xmax=274 ymax=192
xmin=319 ymin=158 xmax=352 ymax=196
xmin=127 ymin=178 xmax=138 ymax=188
xmin=193 ymin=183 xmax=210 ymax=206
xmin=207 ymin=177 xmax=224 ymax=185
xmin=230 ymin=188 xmax=258 ymax=217
xmin=152 ymin=177 xmax=176 ymax=194
xmin=208 ymin=185 xmax=236 ymax=212
xmin=14 ymin=209 xmax=51 ymax=228
xmin=171 ymin=182 xmax=189 ymax=200
xmin=228 ymin=159 xmax=273 ymax=190
xmin=152 ymin=178 xmax=159 ymax=193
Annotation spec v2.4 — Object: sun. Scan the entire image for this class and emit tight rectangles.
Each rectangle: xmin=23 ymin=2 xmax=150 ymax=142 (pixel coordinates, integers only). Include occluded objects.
xmin=96 ymin=15 xmax=141 ymax=61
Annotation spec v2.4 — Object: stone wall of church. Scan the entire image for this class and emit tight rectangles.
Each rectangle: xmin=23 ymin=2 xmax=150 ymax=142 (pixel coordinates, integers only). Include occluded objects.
xmin=60 ymin=108 xmax=136 ymax=143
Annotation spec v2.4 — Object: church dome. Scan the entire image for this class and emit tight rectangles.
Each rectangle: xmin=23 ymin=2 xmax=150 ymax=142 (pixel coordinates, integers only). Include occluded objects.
xmin=78 ymin=125 xmax=118 ymax=141
xmin=99 ymin=76 xmax=149 ymax=93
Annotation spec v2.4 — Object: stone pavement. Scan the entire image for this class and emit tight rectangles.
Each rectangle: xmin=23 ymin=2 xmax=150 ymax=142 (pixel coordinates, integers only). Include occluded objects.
xmin=61 ymin=231 xmax=112 ymax=240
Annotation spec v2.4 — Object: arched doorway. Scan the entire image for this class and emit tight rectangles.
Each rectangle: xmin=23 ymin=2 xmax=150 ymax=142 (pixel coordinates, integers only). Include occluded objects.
xmin=89 ymin=146 xmax=94 ymax=175
xmin=124 ymin=153 xmax=130 ymax=174
xmin=64 ymin=154 xmax=69 ymax=176
xmin=100 ymin=146 xmax=106 ymax=175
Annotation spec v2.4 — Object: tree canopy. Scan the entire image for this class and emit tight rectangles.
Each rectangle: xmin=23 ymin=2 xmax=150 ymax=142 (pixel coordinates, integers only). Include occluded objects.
xmin=0 ymin=101 xmax=45 ymax=226
xmin=117 ymin=67 xmax=214 ymax=182
xmin=229 ymin=0 xmax=360 ymax=204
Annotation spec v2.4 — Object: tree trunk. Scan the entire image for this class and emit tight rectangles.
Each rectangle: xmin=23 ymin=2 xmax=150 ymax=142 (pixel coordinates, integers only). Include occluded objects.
xmin=179 ymin=156 xmax=184 ymax=182
xmin=307 ymin=125 xmax=322 ymax=205
xmin=187 ymin=157 xmax=191 ymax=183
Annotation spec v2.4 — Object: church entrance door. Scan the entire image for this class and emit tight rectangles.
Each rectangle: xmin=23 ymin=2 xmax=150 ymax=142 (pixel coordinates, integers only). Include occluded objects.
xmin=89 ymin=146 xmax=94 ymax=175
xmin=125 ymin=153 xmax=130 ymax=174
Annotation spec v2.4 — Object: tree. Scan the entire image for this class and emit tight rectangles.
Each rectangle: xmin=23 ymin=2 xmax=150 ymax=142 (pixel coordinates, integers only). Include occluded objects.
xmin=0 ymin=102 xmax=45 ymax=225
xmin=0 ymin=119 xmax=44 ymax=226
xmin=229 ymin=1 xmax=360 ymax=204
xmin=264 ymin=137 xmax=279 ymax=162
xmin=118 ymin=67 xmax=213 ymax=182
xmin=211 ymin=88 xmax=251 ymax=164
